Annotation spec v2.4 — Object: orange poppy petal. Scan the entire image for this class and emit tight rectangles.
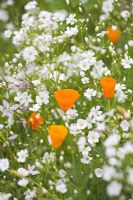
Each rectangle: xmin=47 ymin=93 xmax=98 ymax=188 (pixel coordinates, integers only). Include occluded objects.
xmin=107 ymin=27 xmax=121 ymax=44
xmin=48 ymin=125 xmax=68 ymax=149
xmin=54 ymin=89 xmax=80 ymax=111
xmin=27 ymin=112 xmax=44 ymax=131
xmin=100 ymin=77 xmax=116 ymax=99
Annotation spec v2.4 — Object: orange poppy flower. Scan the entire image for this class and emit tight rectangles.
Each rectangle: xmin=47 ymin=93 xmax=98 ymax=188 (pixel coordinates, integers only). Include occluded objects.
xmin=54 ymin=89 xmax=80 ymax=112
xmin=107 ymin=27 xmax=121 ymax=44
xmin=27 ymin=112 xmax=44 ymax=131
xmin=48 ymin=125 xmax=68 ymax=149
xmin=100 ymin=77 xmax=116 ymax=99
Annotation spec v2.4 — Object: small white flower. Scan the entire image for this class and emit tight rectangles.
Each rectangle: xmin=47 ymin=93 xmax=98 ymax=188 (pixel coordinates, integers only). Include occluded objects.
xmin=121 ymin=55 xmax=133 ymax=69
xmin=59 ymin=169 xmax=66 ymax=178
xmin=42 ymin=152 xmax=55 ymax=163
xmin=24 ymin=1 xmax=37 ymax=10
xmin=23 ymin=46 xmax=38 ymax=62
xmin=120 ymin=120 xmax=129 ymax=131
xmin=104 ymin=134 xmax=120 ymax=147
xmin=17 ymin=149 xmax=28 ymax=163
xmin=56 ymin=180 xmax=67 ymax=193
xmin=0 ymin=158 xmax=9 ymax=172
xmin=107 ymin=181 xmax=122 ymax=197
xmin=0 ymin=193 xmax=12 ymax=200
xmin=18 ymin=168 xmax=29 ymax=177
xmin=102 ymin=166 xmax=116 ymax=181
xmin=84 ymin=88 xmax=96 ymax=101
xmin=66 ymin=109 xmax=78 ymax=120
xmin=18 ymin=178 xmax=29 ymax=187
xmin=87 ymin=131 xmax=100 ymax=145
xmin=77 ymin=119 xmax=88 ymax=130
xmin=24 ymin=189 xmax=37 ymax=200
xmin=95 ymin=168 xmax=103 ymax=177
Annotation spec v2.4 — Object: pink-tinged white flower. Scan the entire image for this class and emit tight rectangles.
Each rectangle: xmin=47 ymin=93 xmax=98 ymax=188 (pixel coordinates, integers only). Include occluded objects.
xmin=0 ymin=100 xmax=19 ymax=124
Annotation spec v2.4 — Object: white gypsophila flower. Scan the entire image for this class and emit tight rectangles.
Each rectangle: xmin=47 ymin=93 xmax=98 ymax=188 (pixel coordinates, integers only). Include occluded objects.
xmin=29 ymin=104 xmax=40 ymax=112
xmin=107 ymin=181 xmax=122 ymax=197
xmin=102 ymin=0 xmax=113 ymax=14
xmin=87 ymin=131 xmax=100 ymax=145
xmin=18 ymin=168 xmax=29 ymax=177
xmin=102 ymin=166 xmax=117 ymax=181
xmin=14 ymin=92 xmax=32 ymax=106
xmin=95 ymin=168 xmax=103 ymax=178
xmin=0 ymin=193 xmax=12 ymax=200
xmin=4 ymin=29 xmax=12 ymax=38
xmin=117 ymin=142 xmax=133 ymax=159
xmin=17 ymin=149 xmax=28 ymax=163
xmin=24 ymin=1 xmax=37 ymax=11
xmin=81 ymin=77 xmax=89 ymax=84
xmin=105 ymin=146 xmax=117 ymax=158
xmin=42 ymin=152 xmax=55 ymax=163
xmin=36 ymin=90 xmax=49 ymax=106
xmin=121 ymin=10 xmax=130 ymax=19
xmin=18 ymin=179 xmax=29 ymax=187
xmin=77 ymin=136 xmax=86 ymax=151
xmin=77 ymin=119 xmax=88 ymax=130
xmin=104 ymin=133 xmax=120 ymax=147
xmin=81 ymin=156 xmax=92 ymax=164
xmin=90 ymin=60 xmax=104 ymax=79
xmin=88 ymin=106 xmax=103 ymax=123
xmin=27 ymin=164 xmax=39 ymax=175
xmin=64 ymin=162 xmax=72 ymax=169
xmin=120 ymin=120 xmax=129 ymax=132
xmin=56 ymin=180 xmax=67 ymax=193
xmin=64 ymin=26 xmax=78 ymax=37
xmin=59 ymin=169 xmax=66 ymax=178
xmin=66 ymin=109 xmax=78 ymax=120
xmin=66 ymin=14 xmax=77 ymax=25
xmin=24 ymin=189 xmax=37 ymax=200
xmin=128 ymin=40 xmax=133 ymax=47
xmin=84 ymin=88 xmax=97 ymax=101
xmin=121 ymin=55 xmax=133 ymax=69
xmin=0 ymin=158 xmax=9 ymax=172
xmin=23 ymin=46 xmax=38 ymax=62
xmin=69 ymin=123 xmax=80 ymax=136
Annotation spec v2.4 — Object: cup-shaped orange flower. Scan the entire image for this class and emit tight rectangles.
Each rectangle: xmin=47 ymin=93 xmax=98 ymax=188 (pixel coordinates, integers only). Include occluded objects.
xmin=100 ymin=77 xmax=116 ymax=99
xmin=27 ymin=112 xmax=44 ymax=131
xmin=107 ymin=27 xmax=121 ymax=44
xmin=54 ymin=89 xmax=80 ymax=112
xmin=48 ymin=125 xmax=68 ymax=149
